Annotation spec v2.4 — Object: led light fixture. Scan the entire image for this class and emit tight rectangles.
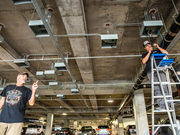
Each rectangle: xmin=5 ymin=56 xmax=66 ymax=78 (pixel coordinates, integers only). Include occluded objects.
xmin=71 ymin=88 xmax=79 ymax=93
xmin=11 ymin=0 xmax=31 ymax=5
xmin=14 ymin=59 xmax=30 ymax=68
xmin=0 ymin=35 xmax=4 ymax=43
xmin=101 ymin=34 xmax=118 ymax=48
xmin=54 ymin=63 xmax=67 ymax=71
xmin=57 ymin=94 xmax=65 ymax=99
xmin=44 ymin=70 xmax=57 ymax=78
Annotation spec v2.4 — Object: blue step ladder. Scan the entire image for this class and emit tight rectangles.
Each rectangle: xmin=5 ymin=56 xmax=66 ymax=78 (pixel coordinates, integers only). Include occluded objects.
xmin=151 ymin=53 xmax=180 ymax=135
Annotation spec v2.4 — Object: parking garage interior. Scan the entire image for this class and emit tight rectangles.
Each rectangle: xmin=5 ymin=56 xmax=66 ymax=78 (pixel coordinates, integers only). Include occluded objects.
xmin=0 ymin=0 xmax=180 ymax=135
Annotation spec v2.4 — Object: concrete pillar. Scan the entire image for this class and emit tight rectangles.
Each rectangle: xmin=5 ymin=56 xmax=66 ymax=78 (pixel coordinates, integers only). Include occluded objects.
xmin=64 ymin=119 xmax=69 ymax=127
xmin=118 ymin=115 xmax=124 ymax=135
xmin=74 ymin=121 xmax=78 ymax=129
xmin=45 ymin=113 xmax=54 ymax=135
xmin=133 ymin=89 xmax=149 ymax=135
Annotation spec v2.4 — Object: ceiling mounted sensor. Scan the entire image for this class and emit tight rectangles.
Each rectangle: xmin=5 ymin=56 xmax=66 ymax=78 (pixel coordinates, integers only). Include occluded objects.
xmin=140 ymin=20 xmax=163 ymax=38
xmin=14 ymin=59 xmax=30 ymax=68
xmin=44 ymin=70 xmax=57 ymax=78
xmin=11 ymin=0 xmax=32 ymax=5
xmin=101 ymin=34 xmax=118 ymax=48
xmin=71 ymin=88 xmax=79 ymax=93
xmin=57 ymin=94 xmax=65 ymax=99
xmin=29 ymin=7 xmax=54 ymax=37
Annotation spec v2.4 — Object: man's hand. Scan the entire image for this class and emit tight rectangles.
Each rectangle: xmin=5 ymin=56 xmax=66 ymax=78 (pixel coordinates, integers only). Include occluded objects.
xmin=32 ymin=80 xmax=38 ymax=92
xmin=153 ymin=43 xmax=159 ymax=48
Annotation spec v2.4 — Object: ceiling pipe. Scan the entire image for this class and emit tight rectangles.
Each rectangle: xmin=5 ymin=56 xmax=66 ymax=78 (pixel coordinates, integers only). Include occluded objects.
xmin=114 ymin=23 xmax=141 ymax=34
xmin=31 ymin=0 xmax=91 ymax=111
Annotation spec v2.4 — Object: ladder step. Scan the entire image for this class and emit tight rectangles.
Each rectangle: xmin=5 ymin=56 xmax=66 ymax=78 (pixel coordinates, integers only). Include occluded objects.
xmin=153 ymin=95 xmax=172 ymax=98
xmin=154 ymin=110 xmax=174 ymax=113
xmin=167 ymin=100 xmax=180 ymax=102
xmin=153 ymin=82 xmax=180 ymax=85
xmin=154 ymin=124 xmax=180 ymax=127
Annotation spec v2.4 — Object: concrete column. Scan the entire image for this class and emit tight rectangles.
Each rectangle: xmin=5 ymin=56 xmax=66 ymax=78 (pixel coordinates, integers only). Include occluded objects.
xmin=74 ymin=121 xmax=78 ymax=129
xmin=133 ymin=89 xmax=149 ymax=135
xmin=118 ymin=115 xmax=124 ymax=135
xmin=64 ymin=120 xmax=69 ymax=127
xmin=45 ymin=113 xmax=54 ymax=135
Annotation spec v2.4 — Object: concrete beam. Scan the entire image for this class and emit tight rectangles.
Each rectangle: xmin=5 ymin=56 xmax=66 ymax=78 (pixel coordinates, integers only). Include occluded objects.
xmin=56 ymin=0 xmax=94 ymax=84
xmin=89 ymin=95 xmax=98 ymax=110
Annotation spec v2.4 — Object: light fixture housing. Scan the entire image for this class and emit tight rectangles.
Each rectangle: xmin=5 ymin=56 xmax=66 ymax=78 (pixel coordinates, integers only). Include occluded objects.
xmin=29 ymin=20 xmax=49 ymax=37
xmin=49 ymin=82 xmax=59 ymax=89
xmin=0 ymin=87 xmax=4 ymax=91
xmin=54 ymin=63 xmax=67 ymax=71
xmin=101 ymin=34 xmax=118 ymax=48
xmin=71 ymin=88 xmax=79 ymax=93
xmin=36 ymin=71 xmax=45 ymax=78
xmin=56 ymin=94 xmax=65 ymax=99
xmin=11 ymin=0 xmax=32 ymax=5
xmin=140 ymin=20 xmax=163 ymax=38
xmin=14 ymin=59 xmax=30 ymax=68
xmin=62 ymin=113 xmax=67 ymax=115
xmin=108 ymin=99 xmax=114 ymax=103
xmin=44 ymin=70 xmax=57 ymax=78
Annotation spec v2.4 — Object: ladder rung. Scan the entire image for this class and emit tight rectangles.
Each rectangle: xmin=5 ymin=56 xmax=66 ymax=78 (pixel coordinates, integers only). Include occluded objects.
xmin=153 ymin=95 xmax=172 ymax=98
xmin=167 ymin=100 xmax=180 ymax=102
xmin=154 ymin=124 xmax=180 ymax=127
xmin=153 ymin=82 xmax=180 ymax=85
xmin=154 ymin=110 xmax=174 ymax=113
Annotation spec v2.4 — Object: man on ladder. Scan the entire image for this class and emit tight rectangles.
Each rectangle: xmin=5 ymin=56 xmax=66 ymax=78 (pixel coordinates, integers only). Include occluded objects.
xmin=142 ymin=40 xmax=169 ymax=110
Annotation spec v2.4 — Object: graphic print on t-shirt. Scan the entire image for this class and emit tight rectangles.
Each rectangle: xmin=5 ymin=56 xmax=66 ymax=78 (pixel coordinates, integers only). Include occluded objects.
xmin=6 ymin=89 xmax=22 ymax=105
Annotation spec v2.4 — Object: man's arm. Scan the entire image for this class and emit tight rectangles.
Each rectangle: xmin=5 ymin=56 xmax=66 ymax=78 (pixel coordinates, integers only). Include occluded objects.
xmin=29 ymin=81 xmax=38 ymax=106
xmin=142 ymin=51 xmax=151 ymax=64
xmin=154 ymin=43 xmax=168 ymax=55
xmin=0 ymin=97 xmax=5 ymax=110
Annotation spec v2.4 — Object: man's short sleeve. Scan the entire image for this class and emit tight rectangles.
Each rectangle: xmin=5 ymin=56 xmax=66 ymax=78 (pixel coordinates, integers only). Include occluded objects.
xmin=0 ymin=86 xmax=8 ymax=97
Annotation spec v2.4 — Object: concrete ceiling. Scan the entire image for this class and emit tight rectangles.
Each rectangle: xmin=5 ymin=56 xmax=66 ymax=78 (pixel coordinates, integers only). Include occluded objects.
xmin=0 ymin=0 xmax=180 ymax=125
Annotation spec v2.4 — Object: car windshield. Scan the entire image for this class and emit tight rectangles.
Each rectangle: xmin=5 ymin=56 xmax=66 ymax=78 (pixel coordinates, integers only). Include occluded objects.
xmin=28 ymin=125 xmax=41 ymax=128
xmin=81 ymin=126 xmax=92 ymax=130
xmin=98 ymin=125 xmax=109 ymax=129
xmin=61 ymin=128 xmax=70 ymax=131
xmin=129 ymin=125 xmax=136 ymax=129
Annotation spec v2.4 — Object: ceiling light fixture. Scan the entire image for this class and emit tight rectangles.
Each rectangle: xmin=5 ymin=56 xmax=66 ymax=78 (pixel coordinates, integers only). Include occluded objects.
xmin=14 ymin=59 xmax=30 ymax=68
xmin=108 ymin=99 xmax=114 ymax=103
xmin=29 ymin=7 xmax=54 ymax=37
xmin=62 ymin=113 xmax=67 ymax=115
xmin=56 ymin=94 xmax=65 ymax=99
xmin=71 ymin=88 xmax=79 ymax=93
xmin=11 ymin=0 xmax=32 ymax=5
xmin=55 ymin=53 xmax=69 ymax=71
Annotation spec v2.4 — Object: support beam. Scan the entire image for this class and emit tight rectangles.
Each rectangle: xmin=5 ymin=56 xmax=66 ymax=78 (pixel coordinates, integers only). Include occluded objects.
xmin=56 ymin=0 xmax=94 ymax=84
xmin=89 ymin=95 xmax=98 ymax=110
xmin=45 ymin=113 xmax=54 ymax=135
xmin=118 ymin=115 xmax=124 ymax=135
xmin=133 ymin=89 xmax=149 ymax=135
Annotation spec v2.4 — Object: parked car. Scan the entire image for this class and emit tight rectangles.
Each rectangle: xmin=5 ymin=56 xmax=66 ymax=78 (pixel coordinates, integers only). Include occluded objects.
xmin=78 ymin=126 xmax=95 ymax=135
xmin=56 ymin=128 xmax=72 ymax=135
xmin=70 ymin=129 xmax=78 ymax=135
xmin=96 ymin=125 xmax=111 ymax=135
xmin=25 ymin=124 xmax=45 ymax=135
xmin=124 ymin=125 xmax=136 ymax=135
xmin=21 ymin=127 xmax=27 ymax=135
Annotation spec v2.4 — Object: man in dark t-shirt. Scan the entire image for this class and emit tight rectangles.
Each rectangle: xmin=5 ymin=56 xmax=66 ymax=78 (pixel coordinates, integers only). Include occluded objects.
xmin=0 ymin=72 xmax=38 ymax=135
xmin=141 ymin=41 xmax=169 ymax=110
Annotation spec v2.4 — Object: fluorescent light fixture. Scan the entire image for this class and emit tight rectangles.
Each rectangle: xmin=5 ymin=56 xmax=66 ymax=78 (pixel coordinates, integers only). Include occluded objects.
xmin=29 ymin=20 xmax=49 ymax=37
xmin=62 ymin=113 xmax=67 ymax=115
xmin=44 ymin=70 xmax=57 ymax=78
xmin=0 ymin=35 xmax=4 ymax=43
xmin=11 ymin=0 xmax=32 ymax=5
xmin=71 ymin=88 xmax=79 ymax=93
xmin=49 ymin=82 xmax=59 ymax=86
xmin=140 ymin=20 xmax=163 ymax=38
xmin=36 ymin=71 xmax=45 ymax=78
xmin=56 ymin=94 xmax=65 ymax=99
xmin=108 ymin=99 xmax=114 ymax=103
xmin=101 ymin=34 xmax=118 ymax=48
xmin=14 ymin=59 xmax=30 ymax=68
xmin=54 ymin=63 xmax=67 ymax=71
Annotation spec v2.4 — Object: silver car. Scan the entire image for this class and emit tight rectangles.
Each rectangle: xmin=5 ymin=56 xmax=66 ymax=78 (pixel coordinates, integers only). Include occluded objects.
xmin=96 ymin=125 xmax=111 ymax=135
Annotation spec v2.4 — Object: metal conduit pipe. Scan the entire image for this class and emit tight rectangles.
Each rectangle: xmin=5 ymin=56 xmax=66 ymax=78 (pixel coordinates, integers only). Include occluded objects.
xmin=114 ymin=23 xmax=141 ymax=34
xmin=162 ymin=13 xmax=180 ymax=49
xmin=117 ymin=13 xmax=180 ymax=115
xmin=31 ymin=0 xmax=91 ymax=111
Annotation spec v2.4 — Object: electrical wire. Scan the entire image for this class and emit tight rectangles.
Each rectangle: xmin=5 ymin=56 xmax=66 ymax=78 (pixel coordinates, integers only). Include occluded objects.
xmin=158 ymin=29 xmax=164 ymax=48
